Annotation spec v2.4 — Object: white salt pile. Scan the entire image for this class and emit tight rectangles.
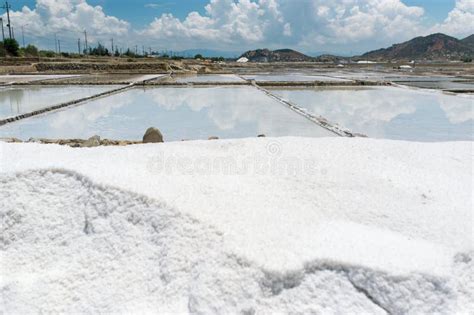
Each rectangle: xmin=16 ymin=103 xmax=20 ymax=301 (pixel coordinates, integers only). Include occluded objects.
xmin=1 ymin=138 xmax=472 ymax=313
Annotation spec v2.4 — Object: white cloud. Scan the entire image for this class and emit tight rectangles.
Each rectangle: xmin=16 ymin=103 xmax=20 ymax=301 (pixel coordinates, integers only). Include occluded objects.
xmin=138 ymin=0 xmax=428 ymax=51
xmin=4 ymin=0 xmax=473 ymax=53
xmin=140 ymin=0 xmax=289 ymax=48
xmin=432 ymin=0 xmax=474 ymax=38
xmin=4 ymin=0 xmax=129 ymax=50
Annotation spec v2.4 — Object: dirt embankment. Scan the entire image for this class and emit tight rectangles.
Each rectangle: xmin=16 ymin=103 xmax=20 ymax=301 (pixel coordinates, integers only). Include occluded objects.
xmin=34 ymin=62 xmax=172 ymax=73
xmin=31 ymin=60 xmax=225 ymax=74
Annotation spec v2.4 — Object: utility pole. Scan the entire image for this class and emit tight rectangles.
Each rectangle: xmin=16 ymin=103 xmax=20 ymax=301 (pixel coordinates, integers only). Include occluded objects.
xmin=54 ymin=33 xmax=57 ymax=53
xmin=2 ymin=1 xmax=12 ymax=39
xmin=84 ymin=30 xmax=88 ymax=54
xmin=78 ymin=38 xmax=81 ymax=55
xmin=135 ymin=45 xmax=138 ymax=55
xmin=11 ymin=26 xmax=13 ymax=39
xmin=58 ymin=39 xmax=61 ymax=54
xmin=111 ymin=38 xmax=114 ymax=52
xmin=0 ymin=18 xmax=4 ymax=41
xmin=21 ymin=25 xmax=25 ymax=47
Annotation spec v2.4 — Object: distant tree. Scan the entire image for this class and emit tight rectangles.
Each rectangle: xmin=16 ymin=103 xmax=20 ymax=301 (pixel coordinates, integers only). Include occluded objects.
xmin=461 ymin=57 xmax=472 ymax=63
xmin=24 ymin=44 xmax=39 ymax=57
xmin=0 ymin=42 xmax=6 ymax=57
xmin=114 ymin=49 xmax=120 ymax=57
xmin=3 ymin=38 xmax=20 ymax=56
xmin=39 ymin=50 xmax=56 ymax=58
xmin=124 ymin=48 xmax=136 ymax=57
xmin=194 ymin=54 xmax=204 ymax=59
xmin=90 ymin=43 xmax=110 ymax=56
xmin=210 ymin=56 xmax=225 ymax=62
xmin=161 ymin=53 xmax=169 ymax=58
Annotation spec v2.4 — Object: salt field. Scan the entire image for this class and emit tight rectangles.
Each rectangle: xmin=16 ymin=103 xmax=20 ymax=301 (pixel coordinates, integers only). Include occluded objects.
xmin=1 ymin=1 xmax=473 ymax=311
xmin=0 ymin=85 xmax=121 ymax=119
xmin=270 ymin=86 xmax=474 ymax=142
xmin=0 ymin=86 xmax=336 ymax=140
xmin=0 ymin=74 xmax=81 ymax=84
xmin=242 ymin=73 xmax=352 ymax=82
xmin=323 ymin=72 xmax=474 ymax=91
xmin=0 ymin=74 xmax=472 ymax=142
xmin=173 ymin=74 xmax=245 ymax=83
xmin=395 ymin=80 xmax=474 ymax=91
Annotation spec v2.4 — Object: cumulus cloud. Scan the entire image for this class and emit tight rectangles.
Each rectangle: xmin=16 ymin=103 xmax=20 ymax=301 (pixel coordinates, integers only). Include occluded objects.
xmin=3 ymin=0 xmax=473 ymax=53
xmin=139 ymin=0 xmax=426 ymax=50
xmin=4 ymin=0 xmax=129 ymax=50
xmin=140 ymin=0 xmax=290 ymax=48
xmin=431 ymin=0 xmax=474 ymax=38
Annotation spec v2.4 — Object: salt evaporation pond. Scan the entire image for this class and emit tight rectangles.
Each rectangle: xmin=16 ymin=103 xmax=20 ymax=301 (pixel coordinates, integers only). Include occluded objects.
xmin=324 ymin=72 xmax=473 ymax=90
xmin=0 ymin=86 xmax=335 ymax=141
xmin=270 ymin=86 xmax=474 ymax=142
xmin=0 ymin=74 xmax=80 ymax=84
xmin=395 ymin=80 xmax=474 ymax=91
xmin=0 ymin=85 xmax=121 ymax=119
xmin=173 ymin=74 xmax=245 ymax=83
xmin=242 ymin=74 xmax=351 ymax=82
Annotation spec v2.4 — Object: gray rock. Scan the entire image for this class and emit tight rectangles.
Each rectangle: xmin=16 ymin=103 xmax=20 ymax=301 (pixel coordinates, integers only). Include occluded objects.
xmin=208 ymin=136 xmax=219 ymax=140
xmin=257 ymin=134 xmax=266 ymax=137
xmin=27 ymin=137 xmax=41 ymax=143
xmin=143 ymin=127 xmax=164 ymax=143
xmin=82 ymin=135 xmax=101 ymax=147
xmin=0 ymin=137 xmax=22 ymax=143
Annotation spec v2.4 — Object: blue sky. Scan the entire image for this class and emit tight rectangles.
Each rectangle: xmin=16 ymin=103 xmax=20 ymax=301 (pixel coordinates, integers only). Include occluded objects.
xmin=13 ymin=0 xmax=212 ymax=26
xmin=3 ymin=0 xmax=472 ymax=55
xmin=14 ymin=0 xmax=457 ymax=28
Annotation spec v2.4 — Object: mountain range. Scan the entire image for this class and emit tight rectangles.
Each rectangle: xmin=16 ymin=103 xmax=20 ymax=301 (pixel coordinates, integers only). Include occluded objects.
xmin=359 ymin=33 xmax=473 ymax=61
xmin=238 ymin=33 xmax=474 ymax=62
xmin=239 ymin=48 xmax=314 ymax=62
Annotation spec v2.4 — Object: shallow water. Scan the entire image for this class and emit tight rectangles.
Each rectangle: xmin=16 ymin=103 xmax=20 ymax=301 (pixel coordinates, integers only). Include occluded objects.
xmin=270 ymin=86 xmax=474 ymax=142
xmin=242 ymin=74 xmax=351 ymax=82
xmin=396 ymin=80 xmax=474 ymax=91
xmin=173 ymin=74 xmax=245 ymax=83
xmin=325 ymin=72 xmax=473 ymax=90
xmin=0 ymin=74 xmax=80 ymax=84
xmin=0 ymin=85 xmax=121 ymax=119
xmin=0 ymin=86 xmax=335 ymax=141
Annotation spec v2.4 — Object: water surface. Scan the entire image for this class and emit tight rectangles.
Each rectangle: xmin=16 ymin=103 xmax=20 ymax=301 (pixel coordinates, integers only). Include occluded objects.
xmin=243 ymin=74 xmax=351 ymax=82
xmin=0 ymin=85 xmax=120 ymax=119
xmin=173 ymin=74 xmax=245 ymax=83
xmin=270 ymin=86 xmax=473 ymax=142
xmin=395 ymin=80 xmax=474 ymax=91
xmin=0 ymin=74 xmax=80 ymax=84
xmin=0 ymin=86 xmax=335 ymax=140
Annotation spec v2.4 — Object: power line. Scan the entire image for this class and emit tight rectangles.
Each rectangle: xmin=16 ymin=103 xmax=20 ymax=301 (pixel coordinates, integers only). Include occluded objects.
xmin=1 ymin=1 xmax=12 ymax=39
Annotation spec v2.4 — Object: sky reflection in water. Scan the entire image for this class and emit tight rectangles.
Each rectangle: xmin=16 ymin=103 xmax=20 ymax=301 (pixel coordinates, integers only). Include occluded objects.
xmin=271 ymin=86 xmax=473 ymax=142
xmin=0 ymin=86 xmax=335 ymax=141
